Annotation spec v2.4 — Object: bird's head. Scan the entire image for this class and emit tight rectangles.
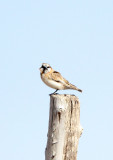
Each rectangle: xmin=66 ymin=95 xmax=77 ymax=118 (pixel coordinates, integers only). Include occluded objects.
xmin=39 ymin=63 xmax=52 ymax=74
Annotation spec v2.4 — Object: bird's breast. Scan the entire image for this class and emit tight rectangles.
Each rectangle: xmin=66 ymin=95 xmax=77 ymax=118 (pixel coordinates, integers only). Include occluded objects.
xmin=41 ymin=74 xmax=64 ymax=90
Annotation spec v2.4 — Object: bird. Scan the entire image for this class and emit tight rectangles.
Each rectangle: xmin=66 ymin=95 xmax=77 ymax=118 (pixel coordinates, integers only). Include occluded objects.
xmin=39 ymin=63 xmax=82 ymax=95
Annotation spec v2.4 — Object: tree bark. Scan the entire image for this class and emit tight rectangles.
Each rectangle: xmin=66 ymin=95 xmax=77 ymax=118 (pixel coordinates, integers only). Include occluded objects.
xmin=45 ymin=94 xmax=83 ymax=160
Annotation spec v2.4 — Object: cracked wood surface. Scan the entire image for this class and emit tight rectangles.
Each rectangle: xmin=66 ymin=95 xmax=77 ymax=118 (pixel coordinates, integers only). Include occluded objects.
xmin=45 ymin=94 xmax=83 ymax=160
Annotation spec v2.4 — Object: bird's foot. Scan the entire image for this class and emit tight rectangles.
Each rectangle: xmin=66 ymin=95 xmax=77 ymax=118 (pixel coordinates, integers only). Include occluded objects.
xmin=49 ymin=89 xmax=59 ymax=96
xmin=49 ymin=93 xmax=58 ymax=96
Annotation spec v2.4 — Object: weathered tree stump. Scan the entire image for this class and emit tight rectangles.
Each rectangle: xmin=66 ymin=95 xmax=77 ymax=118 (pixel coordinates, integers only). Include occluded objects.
xmin=45 ymin=94 xmax=83 ymax=160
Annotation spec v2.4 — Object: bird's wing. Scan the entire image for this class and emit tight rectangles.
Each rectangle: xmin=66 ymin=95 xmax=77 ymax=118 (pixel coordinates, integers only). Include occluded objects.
xmin=48 ymin=70 xmax=82 ymax=92
xmin=49 ymin=71 xmax=70 ymax=85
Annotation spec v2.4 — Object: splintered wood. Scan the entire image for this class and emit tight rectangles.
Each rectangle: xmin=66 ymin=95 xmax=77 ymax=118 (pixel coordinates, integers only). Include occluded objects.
xmin=45 ymin=94 xmax=83 ymax=160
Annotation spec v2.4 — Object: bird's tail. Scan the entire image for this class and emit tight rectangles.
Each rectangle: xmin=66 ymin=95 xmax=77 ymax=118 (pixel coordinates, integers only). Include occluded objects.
xmin=67 ymin=84 xmax=82 ymax=93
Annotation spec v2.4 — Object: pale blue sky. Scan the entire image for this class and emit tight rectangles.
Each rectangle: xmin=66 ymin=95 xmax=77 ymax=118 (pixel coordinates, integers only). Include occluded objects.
xmin=0 ymin=0 xmax=113 ymax=160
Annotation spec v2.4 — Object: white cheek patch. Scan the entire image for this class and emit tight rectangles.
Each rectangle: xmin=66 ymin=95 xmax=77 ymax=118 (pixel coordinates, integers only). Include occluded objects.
xmin=44 ymin=69 xmax=49 ymax=74
xmin=48 ymin=68 xmax=51 ymax=72
xmin=44 ymin=68 xmax=51 ymax=74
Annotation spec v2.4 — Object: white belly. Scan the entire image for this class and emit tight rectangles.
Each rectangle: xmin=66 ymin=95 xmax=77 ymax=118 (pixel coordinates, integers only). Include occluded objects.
xmin=41 ymin=75 xmax=64 ymax=90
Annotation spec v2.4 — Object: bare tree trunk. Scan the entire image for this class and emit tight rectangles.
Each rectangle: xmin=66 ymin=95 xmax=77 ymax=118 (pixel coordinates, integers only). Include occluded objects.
xmin=45 ymin=94 xmax=83 ymax=160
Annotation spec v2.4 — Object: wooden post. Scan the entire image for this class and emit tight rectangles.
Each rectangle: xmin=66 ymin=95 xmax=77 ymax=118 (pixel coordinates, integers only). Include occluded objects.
xmin=45 ymin=94 xmax=83 ymax=160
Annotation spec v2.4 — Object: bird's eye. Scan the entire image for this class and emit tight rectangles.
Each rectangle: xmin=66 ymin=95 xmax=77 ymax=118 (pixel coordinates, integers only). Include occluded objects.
xmin=47 ymin=66 xmax=50 ymax=68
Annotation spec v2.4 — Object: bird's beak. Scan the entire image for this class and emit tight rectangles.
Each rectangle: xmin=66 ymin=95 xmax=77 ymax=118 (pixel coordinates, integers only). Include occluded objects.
xmin=39 ymin=67 xmax=42 ymax=71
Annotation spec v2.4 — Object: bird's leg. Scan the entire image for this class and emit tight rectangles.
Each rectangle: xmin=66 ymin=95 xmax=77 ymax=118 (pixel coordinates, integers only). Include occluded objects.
xmin=49 ymin=89 xmax=59 ymax=95
xmin=53 ymin=89 xmax=58 ymax=94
